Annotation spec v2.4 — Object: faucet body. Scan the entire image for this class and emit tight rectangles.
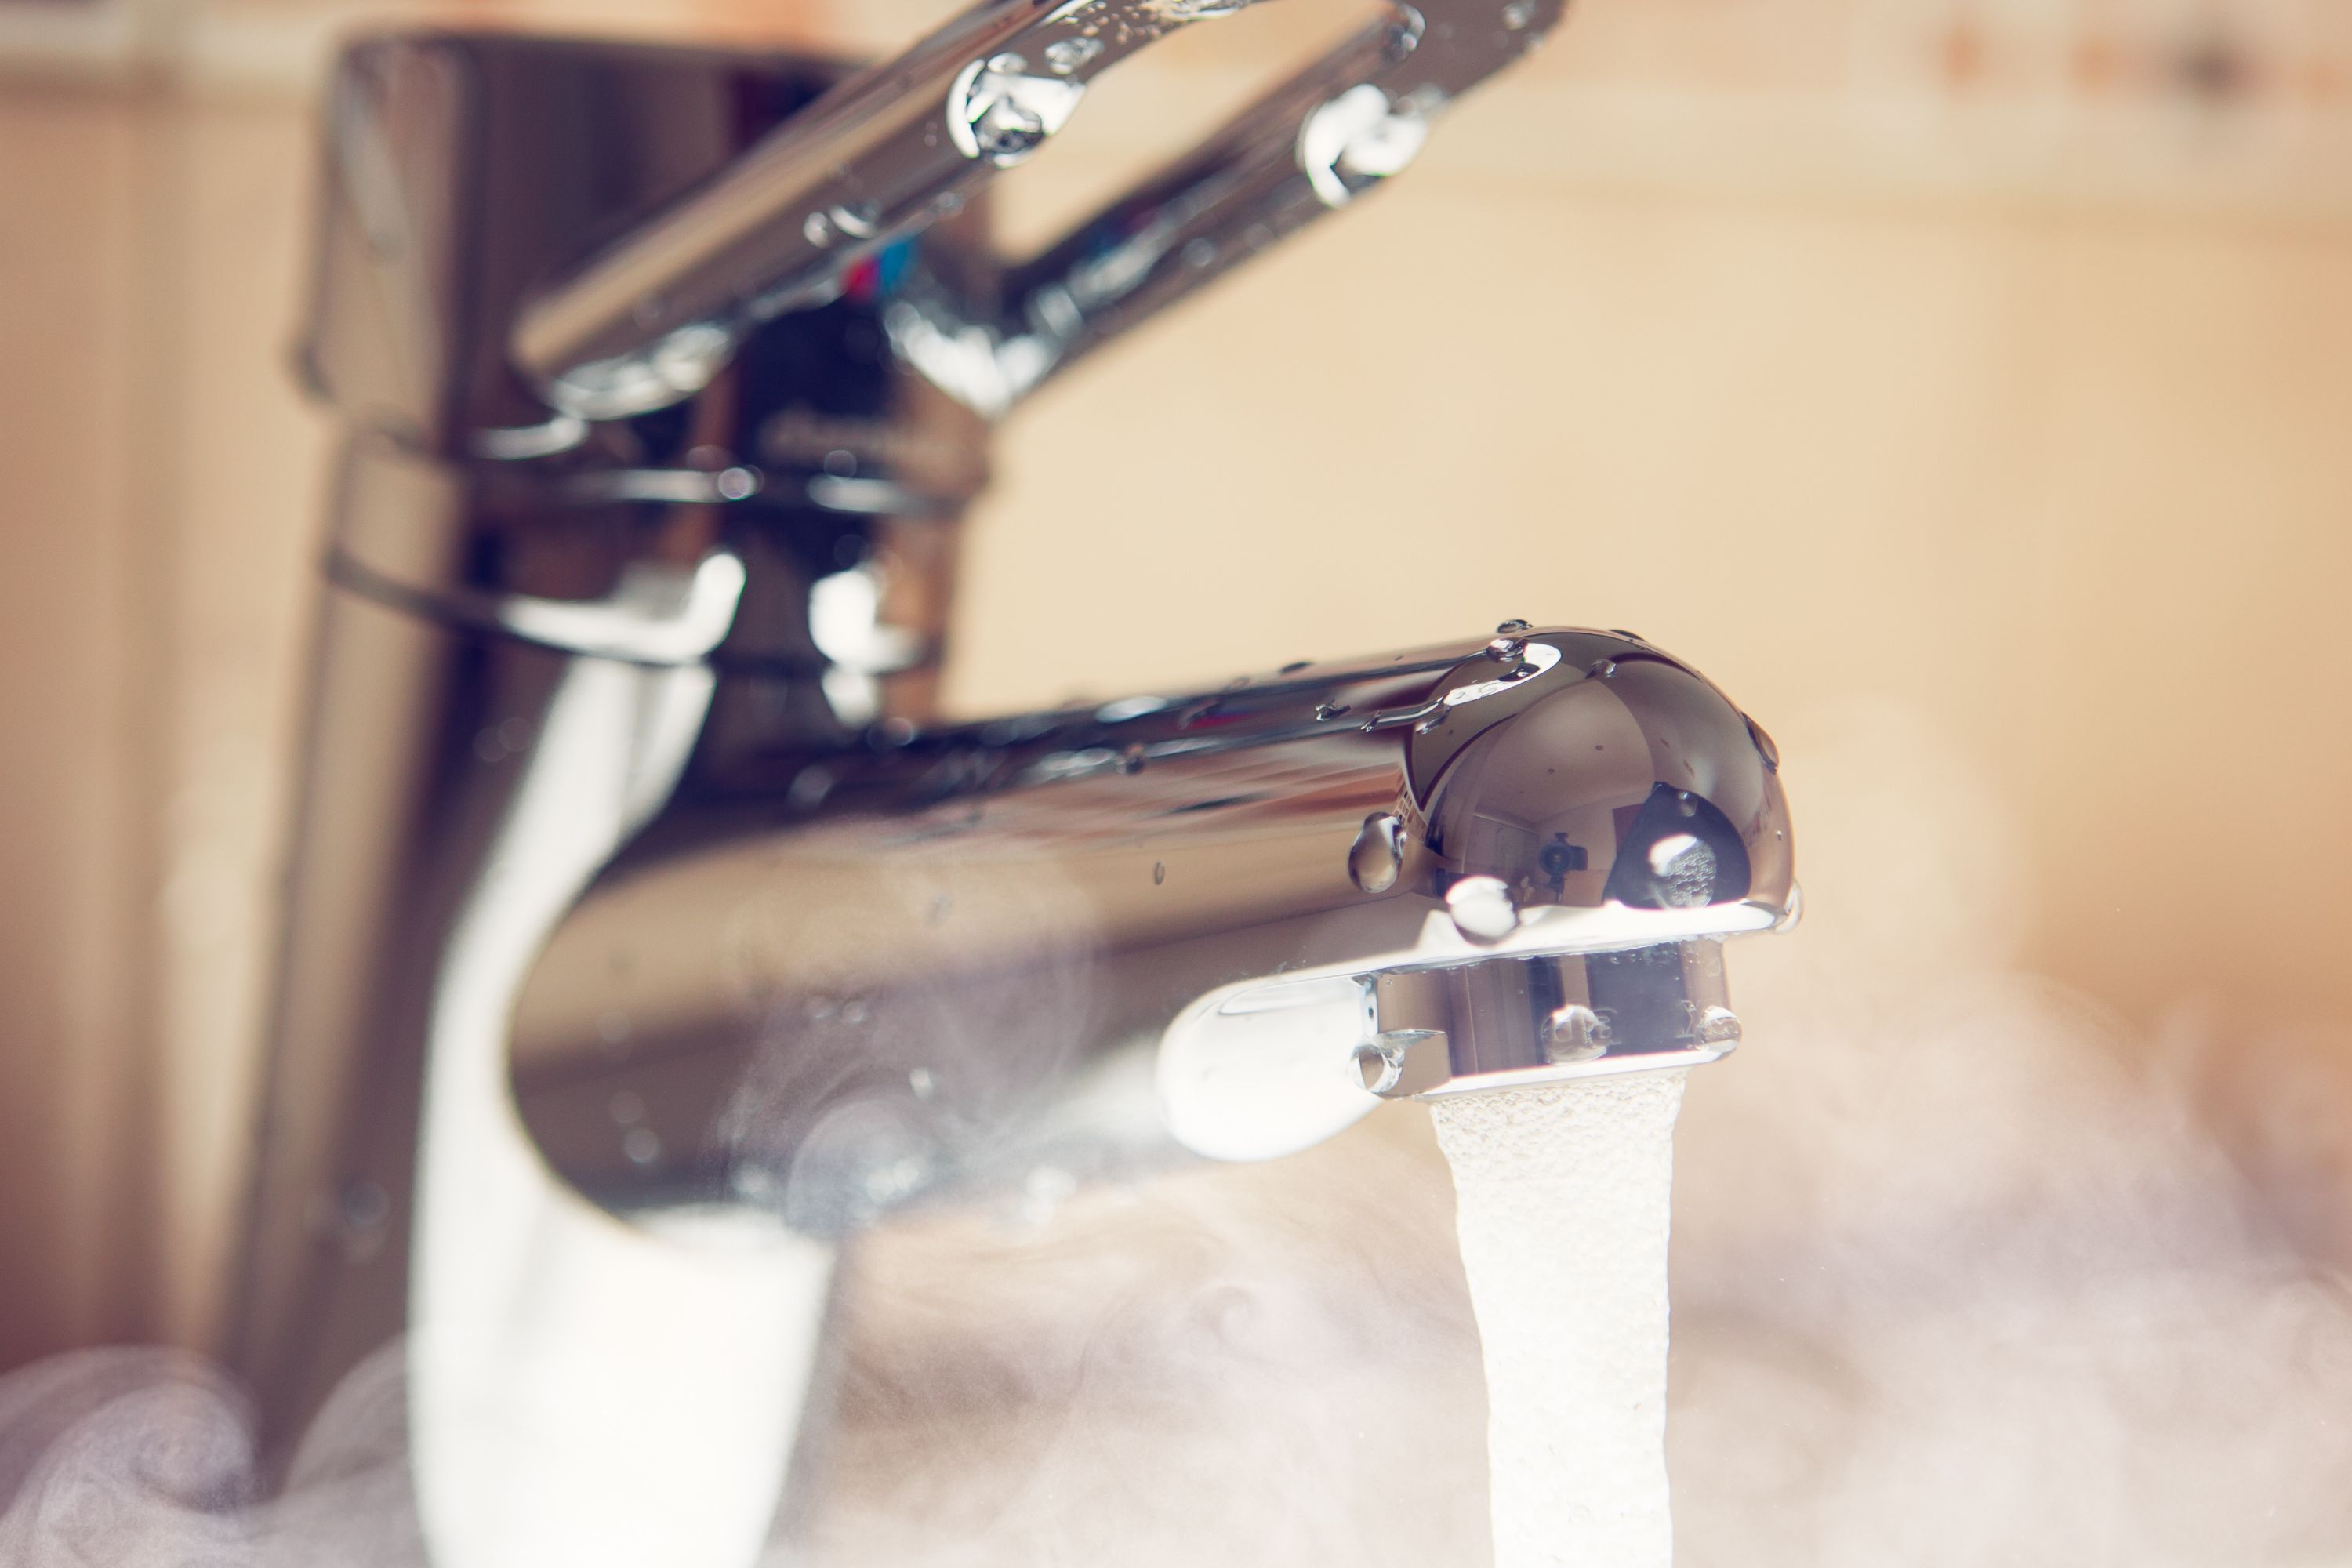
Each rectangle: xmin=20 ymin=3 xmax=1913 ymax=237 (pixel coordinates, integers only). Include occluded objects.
xmin=512 ymin=627 xmax=1791 ymax=1228
xmin=229 ymin=33 xmax=979 ymax=1453
xmin=231 ymin=22 xmax=1793 ymax=1568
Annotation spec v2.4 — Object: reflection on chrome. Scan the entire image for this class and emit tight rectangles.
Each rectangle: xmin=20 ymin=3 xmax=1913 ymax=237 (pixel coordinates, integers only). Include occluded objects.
xmin=514 ymin=624 xmax=1793 ymax=1218
xmin=509 ymin=0 xmax=1568 ymax=419
xmin=233 ymin=15 xmax=1790 ymax=1568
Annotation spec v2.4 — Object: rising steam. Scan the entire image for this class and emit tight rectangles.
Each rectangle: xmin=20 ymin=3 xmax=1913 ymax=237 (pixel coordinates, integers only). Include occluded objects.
xmin=4 ymin=696 xmax=2350 ymax=1566
xmin=0 ymin=1343 xmax=419 ymax=1566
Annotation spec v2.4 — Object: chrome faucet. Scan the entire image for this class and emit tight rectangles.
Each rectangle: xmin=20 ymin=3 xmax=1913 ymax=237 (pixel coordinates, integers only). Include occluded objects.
xmin=229 ymin=13 xmax=1795 ymax=1567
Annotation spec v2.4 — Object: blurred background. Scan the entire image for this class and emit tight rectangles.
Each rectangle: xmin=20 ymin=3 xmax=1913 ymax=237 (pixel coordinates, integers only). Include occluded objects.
xmin=2 ymin=0 xmax=2351 ymax=1547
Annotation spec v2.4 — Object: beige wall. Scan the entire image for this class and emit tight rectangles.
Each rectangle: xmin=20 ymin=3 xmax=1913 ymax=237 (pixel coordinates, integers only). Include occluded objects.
xmin=0 ymin=85 xmax=154 ymax=1363
xmin=0 ymin=85 xmax=327 ymax=1363
xmin=962 ymin=180 xmax=2352 ymax=1023
xmin=3 ymin=0 xmax=2350 ymax=1362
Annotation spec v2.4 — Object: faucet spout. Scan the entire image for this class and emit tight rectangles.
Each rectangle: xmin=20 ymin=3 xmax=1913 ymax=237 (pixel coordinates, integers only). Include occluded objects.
xmin=508 ymin=627 xmax=1794 ymax=1227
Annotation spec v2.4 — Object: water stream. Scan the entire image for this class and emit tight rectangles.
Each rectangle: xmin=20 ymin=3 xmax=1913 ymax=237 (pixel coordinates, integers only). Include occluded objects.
xmin=1429 ymin=1070 xmax=1686 ymax=1568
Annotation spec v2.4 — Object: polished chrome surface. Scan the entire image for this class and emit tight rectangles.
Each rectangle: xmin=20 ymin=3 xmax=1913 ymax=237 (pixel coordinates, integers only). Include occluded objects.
xmin=233 ymin=34 xmax=977 ymax=1494
xmin=512 ymin=0 xmax=1565 ymax=420
xmin=301 ymin=31 xmax=1000 ymax=467
xmin=236 ymin=20 xmax=1793 ymax=1568
xmin=510 ymin=627 xmax=1791 ymax=1221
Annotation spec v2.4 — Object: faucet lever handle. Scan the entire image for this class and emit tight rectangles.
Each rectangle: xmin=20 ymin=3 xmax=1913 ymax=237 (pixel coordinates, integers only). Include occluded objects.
xmin=510 ymin=0 xmax=1564 ymax=423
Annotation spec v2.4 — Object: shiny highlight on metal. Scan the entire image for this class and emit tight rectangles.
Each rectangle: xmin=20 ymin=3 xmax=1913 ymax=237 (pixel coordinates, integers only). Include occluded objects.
xmin=229 ymin=17 xmax=1791 ymax=1568
xmin=508 ymin=0 xmax=1567 ymax=419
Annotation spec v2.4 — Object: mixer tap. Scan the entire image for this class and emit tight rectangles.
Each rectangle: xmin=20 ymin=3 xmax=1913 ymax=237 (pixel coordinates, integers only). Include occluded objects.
xmin=232 ymin=13 xmax=1795 ymax=1564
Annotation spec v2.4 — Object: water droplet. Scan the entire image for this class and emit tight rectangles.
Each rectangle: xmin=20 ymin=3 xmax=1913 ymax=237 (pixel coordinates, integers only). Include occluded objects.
xmin=1545 ymin=1003 xmax=1612 ymax=1062
xmin=1299 ymin=84 xmax=1433 ymax=209
xmin=1120 ymin=743 xmax=1149 ymax=775
xmin=840 ymin=998 xmax=871 ymax=1025
xmin=1445 ymin=874 xmax=1518 ymax=941
xmin=1501 ymin=0 xmax=1534 ymax=28
xmin=622 ymin=1127 xmax=662 ymax=1166
xmin=1182 ymin=237 xmax=1217 ymax=269
xmin=1775 ymin=883 xmax=1805 ymax=932
xmin=909 ymin=1066 xmax=936 ymax=1098
xmin=1746 ymin=714 xmax=1781 ymax=771
xmin=829 ymin=200 xmax=880 ymax=239
xmin=1587 ymin=658 xmax=1617 ymax=679
xmin=1348 ymin=811 xmax=1405 ymax=893
xmin=1494 ymin=618 xmax=1532 ymax=634
xmin=1693 ymin=1005 xmax=1742 ymax=1046
xmin=1315 ymin=701 xmax=1352 ymax=720
xmin=1152 ymin=860 xmax=1167 ymax=885
xmin=948 ymin=53 xmax=1087 ymax=167
xmin=1383 ymin=4 xmax=1426 ymax=59
xmin=802 ymin=209 xmax=835 ymax=247
xmin=789 ymin=764 xmax=835 ymax=810
xmin=336 ymin=1179 xmax=390 ymax=1232
xmin=715 ymin=466 xmax=759 ymax=501
xmin=608 ymin=1091 xmax=645 ymax=1126
xmin=1279 ymin=659 xmax=1312 ymax=674
xmin=1043 ymin=34 xmax=1102 ymax=74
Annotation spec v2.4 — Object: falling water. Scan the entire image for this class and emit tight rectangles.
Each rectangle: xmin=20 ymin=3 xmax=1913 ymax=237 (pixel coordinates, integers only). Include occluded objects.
xmin=1428 ymin=1070 xmax=1686 ymax=1568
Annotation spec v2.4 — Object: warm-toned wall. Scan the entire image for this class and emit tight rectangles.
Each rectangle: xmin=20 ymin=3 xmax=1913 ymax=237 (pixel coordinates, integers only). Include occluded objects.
xmin=0 ymin=83 xmax=328 ymax=1364
xmin=964 ymin=183 xmax=2352 ymax=1024
xmin=2 ymin=0 xmax=2350 ymax=1363
xmin=0 ymin=85 xmax=154 ymax=1363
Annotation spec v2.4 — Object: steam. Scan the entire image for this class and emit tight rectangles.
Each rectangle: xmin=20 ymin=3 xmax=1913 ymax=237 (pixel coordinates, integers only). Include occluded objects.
xmin=789 ymin=696 xmax=2352 ymax=1566
xmin=789 ymin=1116 xmax=1490 ymax=1566
xmin=0 ymin=1344 xmax=419 ymax=1566
xmin=5 ymin=695 xmax=2352 ymax=1565
xmin=1668 ymin=699 xmax=2352 ymax=1566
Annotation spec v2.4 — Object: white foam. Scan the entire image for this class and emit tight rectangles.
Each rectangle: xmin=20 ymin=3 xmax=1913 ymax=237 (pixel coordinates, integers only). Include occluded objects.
xmin=1431 ymin=1070 xmax=1686 ymax=1568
